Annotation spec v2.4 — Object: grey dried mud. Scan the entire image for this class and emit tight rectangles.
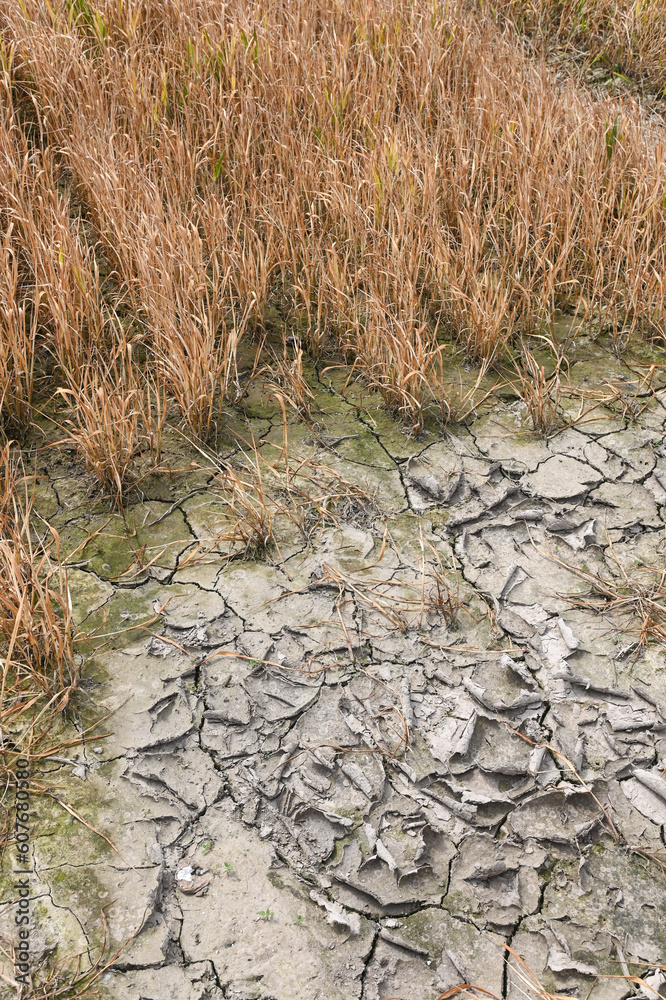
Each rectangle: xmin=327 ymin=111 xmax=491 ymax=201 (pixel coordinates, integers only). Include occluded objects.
xmin=2 ymin=348 xmax=666 ymax=1000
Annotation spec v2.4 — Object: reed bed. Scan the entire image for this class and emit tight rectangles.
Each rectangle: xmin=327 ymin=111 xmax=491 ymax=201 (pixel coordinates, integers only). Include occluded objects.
xmin=0 ymin=0 xmax=662 ymax=449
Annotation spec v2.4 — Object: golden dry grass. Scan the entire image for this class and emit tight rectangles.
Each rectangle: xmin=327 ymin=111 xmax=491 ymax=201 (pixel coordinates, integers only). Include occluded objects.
xmin=0 ymin=0 xmax=663 ymax=448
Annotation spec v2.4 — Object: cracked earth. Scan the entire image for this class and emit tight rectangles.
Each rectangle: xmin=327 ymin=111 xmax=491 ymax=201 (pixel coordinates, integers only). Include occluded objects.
xmin=2 ymin=340 xmax=666 ymax=1000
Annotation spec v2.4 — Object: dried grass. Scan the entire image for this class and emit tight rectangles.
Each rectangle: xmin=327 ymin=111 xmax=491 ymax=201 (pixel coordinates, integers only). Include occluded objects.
xmin=0 ymin=901 xmax=144 ymax=997
xmin=54 ymin=326 xmax=165 ymax=506
xmin=0 ymin=442 xmax=79 ymax=886
xmin=428 ymin=357 xmax=498 ymax=427
xmin=263 ymin=339 xmax=316 ymax=421
xmin=573 ymin=363 xmax=662 ymax=422
xmin=0 ymin=125 xmax=107 ymax=376
xmin=276 ymin=530 xmax=485 ymax=654
xmin=0 ymin=230 xmax=37 ymax=434
xmin=173 ymin=432 xmax=375 ymax=569
xmin=539 ymin=529 xmax=666 ymax=653
xmin=500 ymin=0 xmax=666 ymax=94
xmin=0 ymin=0 xmax=664 ymax=438
xmin=421 ymin=546 xmax=465 ymax=628
xmin=0 ymin=445 xmax=145 ymax=994
xmin=512 ymin=337 xmax=567 ymax=435
xmin=0 ymin=444 xmax=77 ymax=712
xmin=560 ymin=551 xmax=666 ymax=652
xmin=433 ymin=945 xmax=666 ymax=1000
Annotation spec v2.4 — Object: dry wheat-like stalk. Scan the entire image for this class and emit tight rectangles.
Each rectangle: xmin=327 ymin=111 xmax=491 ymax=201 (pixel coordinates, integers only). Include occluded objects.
xmin=0 ymin=444 xmax=77 ymax=713
xmin=54 ymin=324 xmax=165 ymax=506
xmin=0 ymin=0 xmax=663 ymax=433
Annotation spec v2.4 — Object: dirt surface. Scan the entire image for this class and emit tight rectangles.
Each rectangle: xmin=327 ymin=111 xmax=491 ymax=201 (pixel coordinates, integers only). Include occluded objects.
xmin=2 ymin=345 xmax=666 ymax=1000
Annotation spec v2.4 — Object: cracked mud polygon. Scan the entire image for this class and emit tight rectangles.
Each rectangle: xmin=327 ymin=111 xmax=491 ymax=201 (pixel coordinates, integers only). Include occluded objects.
xmin=2 ymin=348 xmax=666 ymax=1000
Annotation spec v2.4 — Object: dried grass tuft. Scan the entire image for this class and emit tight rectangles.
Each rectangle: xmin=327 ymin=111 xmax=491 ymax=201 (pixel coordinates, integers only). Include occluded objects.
xmin=263 ymin=339 xmax=316 ymax=421
xmin=54 ymin=325 xmax=165 ymax=506
xmin=512 ymin=338 xmax=567 ymax=436
xmin=0 ymin=443 xmax=77 ymax=712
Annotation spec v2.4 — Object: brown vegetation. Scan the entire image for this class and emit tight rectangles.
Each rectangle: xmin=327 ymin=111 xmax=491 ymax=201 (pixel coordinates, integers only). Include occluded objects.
xmin=0 ymin=444 xmax=76 ymax=713
xmin=500 ymin=0 xmax=666 ymax=93
xmin=0 ymin=443 xmax=78 ymax=854
xmin=0 ymin=0 xmax=664 ymax=450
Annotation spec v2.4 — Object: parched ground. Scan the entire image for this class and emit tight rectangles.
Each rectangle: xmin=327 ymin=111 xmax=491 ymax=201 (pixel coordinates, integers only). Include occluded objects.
xmin=2 ymin=339 xmax=666 ymax=1000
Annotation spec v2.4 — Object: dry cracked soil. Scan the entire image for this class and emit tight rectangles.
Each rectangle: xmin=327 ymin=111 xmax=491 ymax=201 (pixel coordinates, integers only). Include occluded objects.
xmin=2 ymin=343 xmax=666 ymax=1000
